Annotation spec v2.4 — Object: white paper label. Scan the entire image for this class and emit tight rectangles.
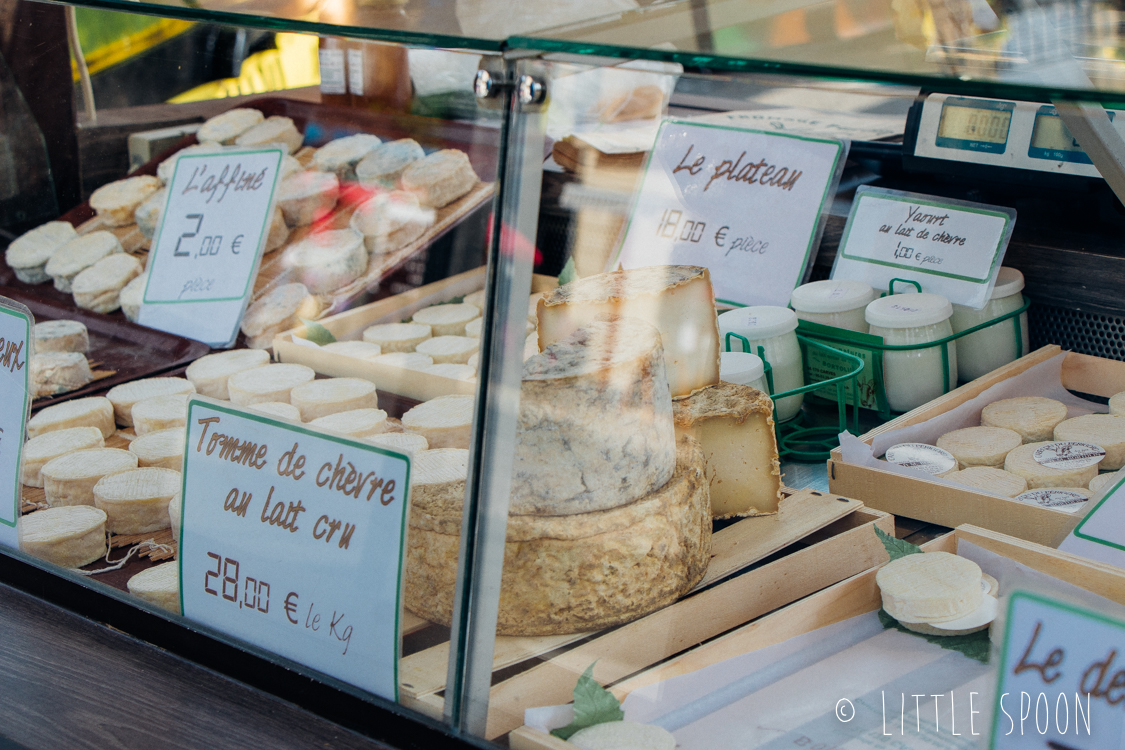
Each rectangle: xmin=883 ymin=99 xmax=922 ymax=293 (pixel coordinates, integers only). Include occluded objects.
xmin=1060 ymin=473 xmax=1125 ymax=568
xmin=884 ymin=443 xmax=957 ymax=475
xmin=179 ymin=398 xmax=410 ymax=700
xmin=1033 ymin=441 xmax=1105 ymax=471
xmin=0 ymin=300 xmax=30 ymax=550
xmin=139 ymin=148 xmax=283 ymax=347
xmin=1014 ymin=489 xmax=1089 ymax=513
xmin=613 ymin=120 xmax=845 ymax=307
xmin=319 ymin=49 xmax=346 ymax=95
xmin=832 ymin=187 xmax=1016 ymax=309
xmin=989 ymin=591 xmax=1124 ymax=749
xmin=347 ymin=48 xmax=364 ymax=96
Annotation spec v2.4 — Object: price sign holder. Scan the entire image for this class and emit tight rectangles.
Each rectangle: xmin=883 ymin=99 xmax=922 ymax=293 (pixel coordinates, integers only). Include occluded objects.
xmin=179 ymin=397 xmax=411 ymax=700
xmin=0 ymin=297 xmax=31 ymax=551
xmin=1058 ymin=473 xmax=1125 ymax=568
xmin=831 ymin=186 xmax=1016 ymax=309
xmin=139 ymin=147 xmax=284 ymax=347
xmin=612 ymin=120 xmax=847 ymax=308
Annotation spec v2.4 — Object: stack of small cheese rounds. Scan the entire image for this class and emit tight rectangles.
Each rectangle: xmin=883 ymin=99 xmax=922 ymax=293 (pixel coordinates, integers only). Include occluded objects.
xmin=29 ymin=320 xmax=94 ymax=398
xmin=877 ymin=551 xmax=999 ymax=636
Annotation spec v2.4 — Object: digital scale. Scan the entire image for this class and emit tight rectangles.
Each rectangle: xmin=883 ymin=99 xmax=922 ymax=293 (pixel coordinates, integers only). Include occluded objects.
xmin=902 ymin=92 xmax=1124 ymax=186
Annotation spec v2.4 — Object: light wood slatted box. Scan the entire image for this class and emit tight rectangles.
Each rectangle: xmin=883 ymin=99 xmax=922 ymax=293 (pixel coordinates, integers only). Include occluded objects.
xmin=828 ymin=345 xmax=1125 ymax=547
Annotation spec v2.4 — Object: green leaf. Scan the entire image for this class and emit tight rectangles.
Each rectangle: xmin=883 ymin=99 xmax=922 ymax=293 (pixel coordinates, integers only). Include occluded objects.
xmin=549 ymin=662 xmax=624 ymax=740
xmin=300 ymin=318 xmax=336 ymax=346
xmin=558 ymin=256 xmax=579 ymax=286
xmin=878 ymin=609 xmax=991 ymax=664
xmin=874 ymin=525 xmax=923 ymax=562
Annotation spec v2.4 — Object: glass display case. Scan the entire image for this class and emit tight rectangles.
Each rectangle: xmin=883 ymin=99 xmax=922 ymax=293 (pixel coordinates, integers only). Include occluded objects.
xmin=5 ymin=0 xmax=1125 ymax=747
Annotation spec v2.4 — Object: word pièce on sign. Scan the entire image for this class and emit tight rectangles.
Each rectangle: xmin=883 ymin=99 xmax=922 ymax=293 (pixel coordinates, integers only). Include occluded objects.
xmin=0 ymin=297 xmax=31 ymax=551
xmin=139 ymin=148 xmax=284 ymax=347
xmin=179 ymin=397 xmax=410 ymax=700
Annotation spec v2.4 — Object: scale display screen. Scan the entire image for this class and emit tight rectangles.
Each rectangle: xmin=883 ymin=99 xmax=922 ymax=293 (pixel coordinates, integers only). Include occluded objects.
xmin=934 ymin=98 xmax=1015 ymax=153
xmin=1027 ymin=105 xmax=1111 ymax=164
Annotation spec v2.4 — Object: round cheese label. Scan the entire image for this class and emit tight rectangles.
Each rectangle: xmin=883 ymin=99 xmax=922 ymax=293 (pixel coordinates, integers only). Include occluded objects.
xmin=1014 ymin=489 xmax=1089 ymax=513
xmin=885 ymin=443 xmax=957 ymax=475
xmin=1032 ymin=441 xmax=1106 ymax=470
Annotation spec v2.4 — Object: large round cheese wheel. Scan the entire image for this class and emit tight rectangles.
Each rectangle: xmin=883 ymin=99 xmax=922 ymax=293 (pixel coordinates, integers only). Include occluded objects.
xmin=945 ymin=466 xmax=1027 ymax=498
xmin=400 ymin=149 xmax=477 ymax=208
xmin=876 ymin=551 xmax=983 ymax=624
xmin=936 ymin=426 xmax=1022 ymax=469
xmin=1004 ymin=441 xmax=1101 ymax=489
xmin=19 ymin=506 xmax=107 ymax=568
xmin=405 ymin=435 xmax=710 ymax=636
xmin=981 ymin=397 xmax=1068 ymax=443
xmin=1054 ymin=414 xmax=1125 ymax=471
xmin=247 ymin=401 xmax=302 ymax=422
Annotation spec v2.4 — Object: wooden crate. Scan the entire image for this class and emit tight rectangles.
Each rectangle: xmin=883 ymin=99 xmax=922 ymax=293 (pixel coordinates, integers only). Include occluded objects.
xmin=396 ymin=489 xmax=893 ymax=739
xmin=827 ymin=345 xmax=1125 ymax=547
xmin=508 ymin=523 xmax=1125 ymax=750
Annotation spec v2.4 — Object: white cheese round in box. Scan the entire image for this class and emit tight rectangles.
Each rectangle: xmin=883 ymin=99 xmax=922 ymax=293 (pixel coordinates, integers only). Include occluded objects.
xmin=876 ymin=551 xmax=983 ymax=624
xmin=1054 ymin=414 xmax=1125 ymax=471
xmin=286 ymin=229 xmax=367 ymax=294
xmin=186 ymin=348 xmax=271 ymax=400
xmin=1004 ymin=440 xmax=1104 ymax=489
xmin=945 ymin=466 xmax=1028 ymax=497
xmin=31 ymin=352 xmax=93 ymax=398
xmin=234 ymin=115 xmax=302 ymax=153
xmin=415 ymin=335 xmax=477 ymax=364
xmin=277 ymin=170 xmax=339 ymax=227
xmin=196 ymin=108 xmax=263 ymax=145
xmin=21 ymin=426 xmax=105 ymax=488
xmin=131 ymin=393 xmax=191 ymax=436
xmin=45 ymin=231 xmax=122 ymax=293
xmin=312 ymin=133 xmax=381 ymax=180
xmin=289 ymin=378 xmax=378 ymax=422
xmin=372 ymin=352 xmax=433 ymax=371
xmin=33 ymin=320 xmax=88 ymax=354
xmin=28 ymin=396 xmax=114 ymax=439
xmin=128 ymin=428 xmax=186 ymax=470
xmin=310 ymin=408 xmax=388 ymax=438
xmin=1014 ymin=488 xmax=1091 ymax=513
xmin=71 ymin=253 xmax=143 ymax=314
xmin=89 ymin=175 xmax=162 ymax=227
xmin=981 ymin=396 xmax=1068 ymax=443
xmin=320 ymin=340 xmax=383 ymax=361
xmin=94 ymin=467 xmax=180 ymax=534
xmin=247 ymin=401 xmax=302 ymax=422
xmin=128 ymin=561 xmax=180 ymax=614
xmin=367 ymin=431 xmax=428 ymax=455
xmin=884 ymin=443 xmax=957 ymax=478
xmin=402 ymin=394 xmax=474 ymax=450
xmin=240 ymin=283 xmax=322 ymax=350
xmin=5 ymin=221 xmax=77 ymax=284
xmin=936 ymin=426 xmax=1022 ymax=469
xmin=227 ymin=363 xmax=315 ymax=406
xmin=41 ymin=447 xmax=137 ymax=507
xmin=106 ymin=377 xmax=196 ymax=427
xmin=362 ymin=322 xmax=431 ymax=352
xmin=568 ymin=722 xmax=676 ymax=750
xmin=412 ymin=303 xmax=479 ymax=337
xmin=424 ymin=363 xmax=475 ymax=381
xmin=19 ymin=506 xmax=107 ymax=568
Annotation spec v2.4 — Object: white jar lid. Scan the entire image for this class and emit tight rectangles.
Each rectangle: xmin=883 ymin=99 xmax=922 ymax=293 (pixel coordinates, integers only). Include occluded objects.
xmin=990 ymin=267 xmax=1025 ymax=299
xmin=790 ymin=279 xmax=876 ymax=314
xmin=718 ymin=306 xmax=799 ymax=340
xmin=720 ymin=351 xmax=765 ymax=385
xmin=865 ymin=293 xmax=953 ymax=329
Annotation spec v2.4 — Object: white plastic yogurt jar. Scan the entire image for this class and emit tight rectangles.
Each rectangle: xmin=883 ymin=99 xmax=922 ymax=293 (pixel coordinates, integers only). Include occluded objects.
xmin=717 ymin=306 xmax=804 ymax=422
xmin=865 ymin=292 xmax=957 ymax=413
xmin=790 ymin=279 xmax=876 ymax=333
xmin=719 ymin=351 xmax=769 ymax=393
xmin=950 ymin=267 xmax=1030 ymax=382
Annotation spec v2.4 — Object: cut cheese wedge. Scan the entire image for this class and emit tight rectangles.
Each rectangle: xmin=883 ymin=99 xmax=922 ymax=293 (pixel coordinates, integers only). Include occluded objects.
xmin=234 ymin=115 xmax=302 ymax=153
xmin=936 ymin=426 xmax=1022 ymax=469
xmin=321 ymin=341 xmax=383 ymax=361
xmin=372 ymin=352 xmax=433 ymax=370
xmin=72 ymin=253 xmax=143 ymax=313
xmin=367 ymin=432 xmax=428 ymax=455
xmin=411 ymin=303 xmax=479 ymax=337
xmin=1004 ymin=441 xmax=1102 ymax=489
xmin=289 ymin=377 xmax=378 ymax=421
xmin=876 ymin=551 xmax=983 ymax=624
xmin=309 ymin=408 xmax=388 ymax=438
xmin=312 ymin=133 xmax=381 ymax=180
xmin=186 ymin=348 xmax=270 ymax=400
xmin=31 ymin=352 xmax=93 ymax=398
xmin=196 ymin=108 xmax=263 ymax=144
xmin=362 ymin=322 xmax=431 ymax=352
xmin=286 ymin=229 xmax=366 ymax=294
xmin=89 ymin=175 xmax=162 ymax=227
xmin=424 ymin=363 xmax=475 ymax=381
xmin=21 ymin=426 xmax=105 ymax=487
xmin=246 ymin=401 xmax=302 ymax=422
xmin=94 ymin=467 xmax=181 ymax=534
xmin=240 ymin=283 xmax=321 ymax=350
xmin=27 ymin=396 xmax=114 ymax=439
xmin=127 ymin=562 xmax=181 ymax=614
xmin=981 ymin=396 xmax=1068 ymax=443
xmin=227 ymin=363 xmax=315 ymax=405
xmin=41 ymin=448 xmax=137 ymax=507
xmin=945 ymin=466 xmax=1027 ymax=498
xmin=33 ymin=320 xmax=88 ymax=353
xmin=568 ymin=722 xmax=677 ymax=750
xmin=400 ymin=149 xmax=478 ymax=208
xmin=19 ymin=506 xmax=107 ymax=568
xmin=106 ymin=377 xmax=196 ymax=427
xmin=415 ymin=335 xmax=478 ymax=364
xmin=1054 ymin=414 xmax=1125 ymax=471
xmin=277 ymin=170 xmax=339 ymax=226
xmin=402 ymin=394 xmax=474 ymax=449
xmin=411 ymin=448 xmax=469 ymax=516
xmin=5 ymin=221 xmax=77 ymax=284
xmin=45 ymin=231 xmax=122 ymax=293
xmin=128 ymin=428 xmax=186 ymax=470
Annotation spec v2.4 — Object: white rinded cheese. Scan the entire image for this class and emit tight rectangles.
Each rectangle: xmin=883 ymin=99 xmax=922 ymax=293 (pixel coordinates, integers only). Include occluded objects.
xmin=945 ymin=466 xmax=1028 ymax=497
xmin=876 ymin=551 xmax=983 ymax=624
xmin=1054 ymin=414 xmax=1125 ymax=471
xmin=28 ymin=396 xmax=114 ymax=438
xmin=186 ymin=348 xmax=270 ymax=400
xmin=89 ymin=175 xmax=162 ymax=227
xmin=367 ymin=431 xmax=428 ymax=455
xmin=41 ymin=447 xmax=137 ymax=506
xmin=286 ymin=228 xmax=366 ymax=294
xmin=119 ymin=272 xmax=147 ymax=322
xmin=45 ymin=231 xmax=122 ymax=293
xmin=127 ymin=561 xmax=181 ymax=614
xmin=131 ymin=393 xmax=190 ymax=436
xmin=568 ymin=721 xmax=677 ymax=750
xmin=169 ymin=494 xmax=181 ymax=546
xmin=467 ymin=353 xmax=478 ymax=370
xmin=1015 ymin=488 xmax=1091 ymax=513
xmin=402 ymin=394 xmax=474 ymax=449
xmin=321 ymin=340 xmax=383 ymax=361
xmin=277 ymin=170 xmax=339 ymax=226
xmin=310 ymin=408 xmax=389 ymax=438
xmin=348 ymin=191 xmax=433 ymax=255
xmin=673 ymin=382 xmax=781 ymax=517
xmin=71 ymin=253 xmax=143 ymax=313
xmin=264 ymin=207 xmax=289 ymax=253
xmin=981 ymin=396 xmax=1068 ymax=443
xmin=372 ymin=352 xmax=434 ymax=370
xmin=514 ymin=318 xmax=675 ymax=515
xmin=423 ymin=363 xmax=475 ymax=381
xmin=1090 ymin=472 xmax=1120 ymax=495
xmin=415 ymin=335 xmax=478 ymax=364
xmin=902 ymin=594 xmax=998 ymax=637
xmin=31 ymin=352 xmax=93 ymax=398
xmin=234 ymin=115 xmax=302 ymax=153
xmin=936 ymin=426 xmax=1023 ymax=469
xmin=246 ymin=401 xmax=302 ymax=421
xmin=280 ymin=154 xmax=301 ymax=180
xmin=134 ymin=187 xmax=165 ymax=239
xmin=106 ymin=377 xmax=195 ymax=427
xmin=400 ymin=149 xmax=478 ymax=208
xmin=1004 ymin=441 xmax=1101 ymax=489
xmin=410 ymin=449 xmax=469 ymax=515
xmin=19 ymin=506 xmax=107 ymax=568
xmin=240 ymin=282 xmax=322 ymax=350
xmin=411 ymin=303 xmax=479 ymax=337
xmin=1109 ymin=392 xmax=1125 ymax=417
xmin=289 ymin=377 xmax=378 ymax=421
xmin=5 ymin=221 xmax=77 ymax=283
xmin=21 ymin=426 xmax=105 ymax=487
xmin=128 ymin=428 xmax=185 ymax=470
xmin=157 ymin=141 xmax=225 ymax=183
xmin=94 ymin=467 xmax=181 ymax=534
xmin=362 ymin=322 xmax=431 ymax=352
xmin=463 ymin=289 xmax=485 ymax=311
xmin=355 ymin=138 xmax=425 ymax=187
xmin=34 ymin=320 xmax=88 ymax=353
xmin=197 ymin=108 xmax=263 ymax=144
xmin=227 ymin=363 xmax=315 ymax=405
xmin=537 ymin=265 xmax=721 ymax=397
xmin=313 ymin=133 xmax=382 ymax=180
xmin=463 ymin=316 xmax=533 ymax=340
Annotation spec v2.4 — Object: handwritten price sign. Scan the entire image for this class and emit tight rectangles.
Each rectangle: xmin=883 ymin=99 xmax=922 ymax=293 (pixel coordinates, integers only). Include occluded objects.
xmin=613 ymin=120 xmax=846 ymax=307
xmin=139 ymin=148 xmax=283 ymax=347
xmin=179 ymin=397 xmax=410 ymax=699
xmin=0 ymin=298 xmax=30 ymax=550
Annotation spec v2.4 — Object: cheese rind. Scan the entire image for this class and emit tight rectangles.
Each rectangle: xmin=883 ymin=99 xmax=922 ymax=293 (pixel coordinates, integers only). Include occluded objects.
xmin=197 ymin=108 xmax=263 ymax=144
xmin=537 ymin=265 xmax=721 ymax=397
xmin=410 ymin=449 xmax=469 ymax=517
xmin=71 ymin=253 xmax=143 ymax=313
xmin=355 ymin=138 xmax=425 ymax=187
xmin=981 ymin=397 xmax=1068 ymax=443
xmin=1109 ymin=392 xmax=1125 ymax=417
xmin=371 ymin=352 xmax=433 ymax=370
xmin=127 ymin=562 xmax=181 ymax=614
xmin=41 ymin=448 xmax=138 ymax=506
xmin=21 ymin=426 xmax=105 ymax=487
xmin=128 ymin=428 xmax=186 ymax=470
xmin=400 ymin=149 xmax=478 ymax=208
xmin=157 ymin=141 xmax=225 ymax=183
xmin=321 ymin=341 xmax=383 ymax=360
xmin=247 ymin=401 xmax=302 ymax=421
xmin=89 ymin=175 xmax=162 ymax=227
xmin=1054 ymin=414 xmax=1125 ymax=471
xmin=120 ymin=273 xmax=146 ymax=322
xmin=240 ymin=283 xmax=322 ymax=349
xmin=945 ymin=466 xmax=1028 ymax=497
xmin=234 ymin=116 xmax=302 ymax=153
xmin=27 ymin=396 xmax=115 ymax=439
xmin=348 ymin=191 xmax=433 ymax=255
xmin=1090 ymin=472 xmax=1120 ymax=495
xmin=131 ymin=393 xmax=190 ymax=435
xmin=33 ymin=320 xmax=88 ymax=353
xmin=286 ymin=229 xmax=367 ymax=294
xmin=672 ymin=382 xmax=781 ymax=517
xmin=414 ymin=335 xmax=478 ymax=364
xmin=568 ymin=722 xmax=676 ymax=750
xmin=19 ymin=506 xmax=107 ymax=568
xmin=93 ymin=467 xmax=181 ymax=534
xmin=424 ymin=363 xmax=475 ymax=381
xmin=402 ymin=394 xmax=474 ymax=449
xmin=312 ymin=133 xmax=381 ymax=180
xmin=362 ymin=322 xmax=431 ymax=352
xmin=277 ymin=170 xmax=339 ymax=226
xmin=309 ymin=408 xmax=388 ymax=438
xmin=936 ymin=426 xmax=1023 ymax=469
xmin=1004 ymin=441 xmax=1100 ymax=489
xmin=5 ymin=221 xmax=77 ymax=284
xmin=106 ymin=377 xmax=195 ymax=427
xmin=45 ymin=231 xmax=122 ymax=293
xmin=366 ymin=432 xmax=428 ymax=454
xmin=876 ymin=551 xmax=983 ymax=624
xmin=134 ymin=187 xmax=165 ymax=239
xmin=186 ymin=348 xmax=271 ymax=400
xmin=227 ymin=363 xmax=315 ymax=405
xmin=411 ymin=303 xmax=479 ymax=336
xmin=31 ymin=353 xmax=93 ymax=398
xmin=289 ymin=377 xmax=378 ymax=422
